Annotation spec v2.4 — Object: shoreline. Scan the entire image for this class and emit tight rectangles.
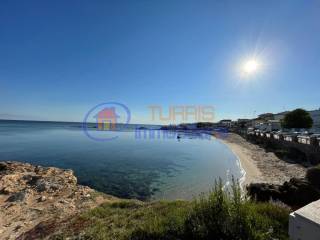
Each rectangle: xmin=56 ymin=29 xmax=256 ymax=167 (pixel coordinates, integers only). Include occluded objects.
xmin=219 ymin=133 xmax=307 ymax=188
xmin=221 ymin=138 xmax=262 ymax=189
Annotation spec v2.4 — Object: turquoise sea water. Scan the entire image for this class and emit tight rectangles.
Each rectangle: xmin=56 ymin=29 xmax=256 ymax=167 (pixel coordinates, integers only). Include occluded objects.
xmin=0 ymin=120 xmax=243 ymax=200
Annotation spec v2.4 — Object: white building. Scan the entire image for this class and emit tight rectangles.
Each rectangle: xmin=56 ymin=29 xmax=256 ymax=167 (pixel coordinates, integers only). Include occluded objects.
xmin=219 ymin=119 xmax=232 ymax=127
xmin=267 ymin=120 xmax=281 ymax=131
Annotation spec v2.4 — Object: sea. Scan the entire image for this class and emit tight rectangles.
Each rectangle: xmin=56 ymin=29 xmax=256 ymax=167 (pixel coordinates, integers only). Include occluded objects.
xmin=0 ymin=120 xmax=243 ymax=200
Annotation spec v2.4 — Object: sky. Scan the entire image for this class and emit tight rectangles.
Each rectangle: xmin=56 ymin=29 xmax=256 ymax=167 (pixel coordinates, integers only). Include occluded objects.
xmin=0 ymin=0 xmax=320 ymax=124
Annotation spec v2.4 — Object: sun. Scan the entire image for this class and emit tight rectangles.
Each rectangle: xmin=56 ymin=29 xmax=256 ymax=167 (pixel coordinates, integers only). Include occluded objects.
xmin=242 ymin=59 xmax=259 ymax=74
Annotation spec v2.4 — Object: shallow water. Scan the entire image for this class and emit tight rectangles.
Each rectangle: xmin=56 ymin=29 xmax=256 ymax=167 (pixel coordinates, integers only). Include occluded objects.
xmin=0 ymin=120 xmax=243 ymax=200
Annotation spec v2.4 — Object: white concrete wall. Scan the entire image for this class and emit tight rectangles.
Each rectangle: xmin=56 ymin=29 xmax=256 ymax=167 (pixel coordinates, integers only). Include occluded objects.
xmin=289 ymin=200 xmax=320 ymax=240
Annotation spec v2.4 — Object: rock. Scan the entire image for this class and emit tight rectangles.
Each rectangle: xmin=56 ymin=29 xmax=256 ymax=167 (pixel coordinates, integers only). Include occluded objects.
xmin=247 ymin=177 xmax=320 ymax=208
xmin=0 ymin=162 xmax=8 ymax=172
xmin=39 ymin=196 xmax=46 ymax=202
xmin=280 ymin=178 xmax=320 ymax=206
xmin=29 ymin=176 xmax=62 ymax=192
xmin=306 ymin=165 xmax=320 ymax=188
xmin=1 ymin=186 xmax=15 ymax=194
xmin=249 ymin=183 xmax=281 ymax=201
xmin=22 ymin=174 xmax=33 ymax=182
xmin=35 ymin=179 xmax=48 ymax=192
xmin=14 ymin=225 xmax=22 ymax=232
xmin=59 ymin=199 xmax=69 ymax=204
xmin=6 ymin=191 xmax=28 ymax=202
xmin=0 ymin=161 xmax=112 ymax=240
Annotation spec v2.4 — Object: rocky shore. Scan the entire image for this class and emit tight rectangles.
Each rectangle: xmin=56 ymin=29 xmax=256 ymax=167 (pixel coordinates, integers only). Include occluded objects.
xmin=220 ymin=133 xmax=320 ymax=209
xmin=220 ymin=133 xmax=307 ymax=186
xmin=0 ymin=161 xmax=115 ymax=240
xmin=247 ymin=177 xmax=320 ymax=209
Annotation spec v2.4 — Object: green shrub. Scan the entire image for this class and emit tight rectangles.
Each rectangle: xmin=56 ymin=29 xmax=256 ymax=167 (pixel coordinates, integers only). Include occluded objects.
xmin=51 ymin=180 xmax=290 ymax=240
xmin=306 ymin=165 xmax=320 ymax=188
xmin=109 ymin=200 xmax=142 ymax=209
xmin=183 ymin=180 xmax=289 ymax=240
xmin=130 ymin=179 xmax=289 ymax=240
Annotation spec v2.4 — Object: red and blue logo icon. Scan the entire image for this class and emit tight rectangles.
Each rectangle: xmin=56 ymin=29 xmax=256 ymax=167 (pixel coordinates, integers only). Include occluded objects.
xmin=83 ymin=102 xmax=130 ymax=141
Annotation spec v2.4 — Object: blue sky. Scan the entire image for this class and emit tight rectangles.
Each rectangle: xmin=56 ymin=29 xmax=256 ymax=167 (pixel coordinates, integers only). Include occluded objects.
xmin=0 ymin=0 xmax=319 ymax=124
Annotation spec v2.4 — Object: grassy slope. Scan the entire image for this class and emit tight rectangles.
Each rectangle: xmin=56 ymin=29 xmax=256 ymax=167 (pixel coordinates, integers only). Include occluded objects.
xmin=50 ymin=182 xmax=290 ymax=240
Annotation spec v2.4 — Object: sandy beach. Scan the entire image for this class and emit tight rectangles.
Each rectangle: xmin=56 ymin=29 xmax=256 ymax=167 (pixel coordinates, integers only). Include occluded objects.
xmin=220 ymin=133 xmax=307 ymax=187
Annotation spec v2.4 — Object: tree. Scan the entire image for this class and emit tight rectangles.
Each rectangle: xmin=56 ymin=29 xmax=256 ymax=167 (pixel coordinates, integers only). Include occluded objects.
xmin=282 ymin=108 xmax=313 ymax=129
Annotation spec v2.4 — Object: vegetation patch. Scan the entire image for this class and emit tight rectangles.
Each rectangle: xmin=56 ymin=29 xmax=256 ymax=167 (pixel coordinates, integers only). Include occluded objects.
xmin=50 ymin=180 xmax=290 ymax=240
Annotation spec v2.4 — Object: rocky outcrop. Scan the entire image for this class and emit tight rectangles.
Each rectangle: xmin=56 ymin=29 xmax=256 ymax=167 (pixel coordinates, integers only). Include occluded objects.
xmin=0 ymin=161 xmax=115 ymax=240
xmin=247 ymin=178 xmax=320 ymax=208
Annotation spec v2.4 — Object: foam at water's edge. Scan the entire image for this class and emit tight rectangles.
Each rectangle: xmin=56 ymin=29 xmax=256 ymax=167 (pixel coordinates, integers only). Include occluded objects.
xmin=217 ymin=138 xmax=246 ymax=193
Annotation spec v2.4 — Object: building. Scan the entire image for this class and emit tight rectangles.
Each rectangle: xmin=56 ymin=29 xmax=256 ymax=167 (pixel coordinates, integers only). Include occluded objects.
xmin=248 ymin=118 xmax=265 ymax=129
xmin=237 ymin=119 xmax=250 ymax=126
xmin=218 ymin=119 xmax=232 ymax=128
xmin=266 ymin=120 xmax=281 ymax=131
xmin=238 ymin=108 xmax=320 ymax=133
